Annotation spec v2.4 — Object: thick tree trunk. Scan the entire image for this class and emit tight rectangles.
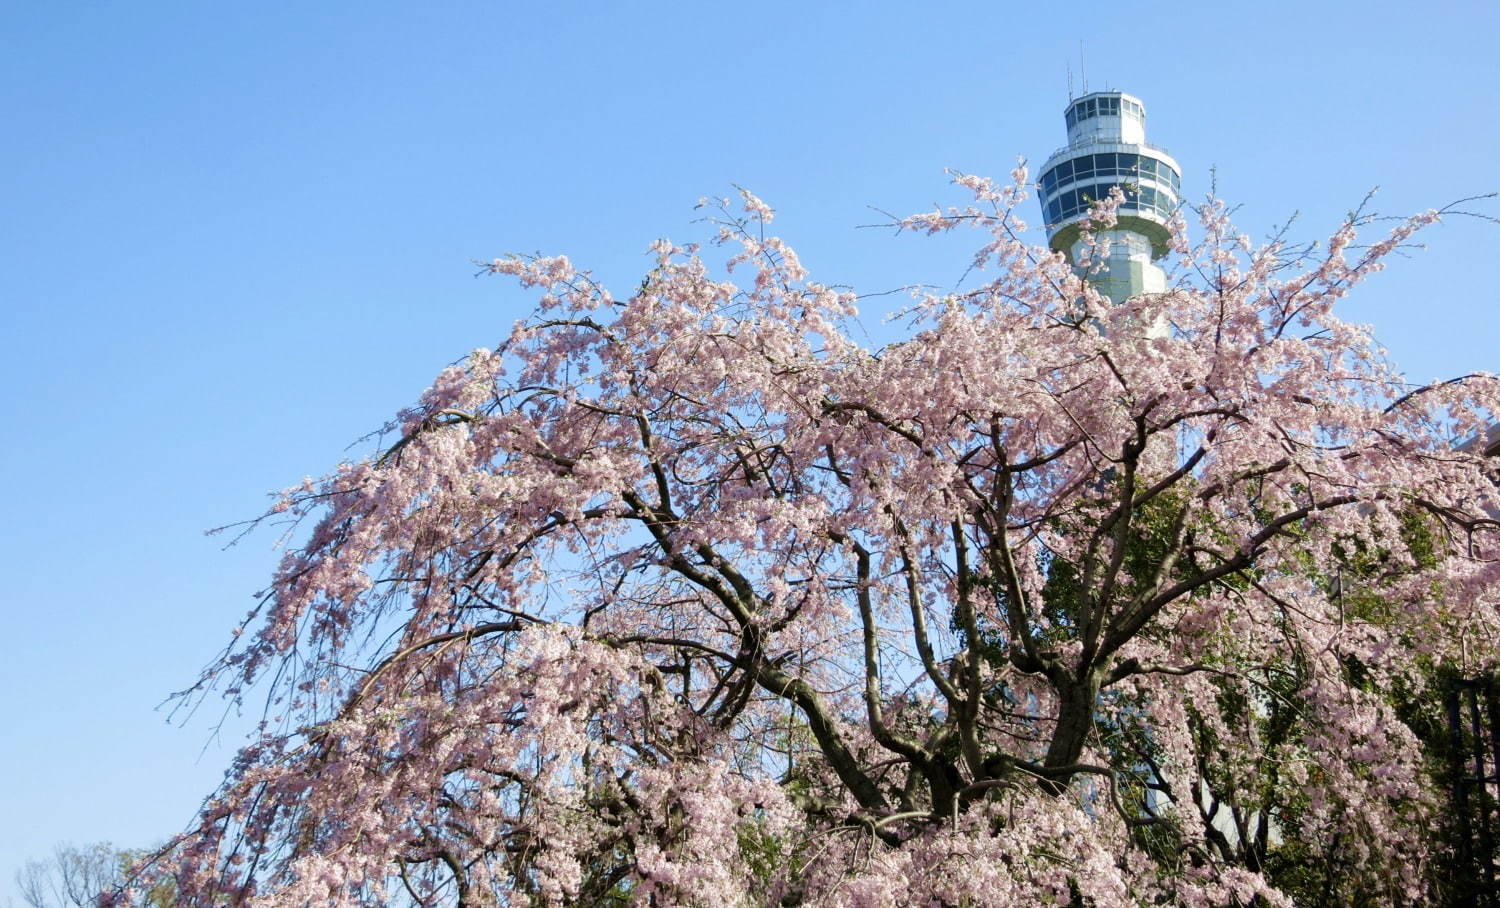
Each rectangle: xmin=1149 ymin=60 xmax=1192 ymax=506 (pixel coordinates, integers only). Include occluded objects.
xmin=1043 ymin=675 xmax=1100 ymax=776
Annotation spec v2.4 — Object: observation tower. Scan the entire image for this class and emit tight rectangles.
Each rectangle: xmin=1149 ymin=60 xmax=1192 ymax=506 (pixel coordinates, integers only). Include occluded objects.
xmin=1037 ymin=91 xmax=1182 ymax=303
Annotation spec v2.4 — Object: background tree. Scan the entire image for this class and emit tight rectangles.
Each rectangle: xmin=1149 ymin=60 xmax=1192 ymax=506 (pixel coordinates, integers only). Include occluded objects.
xmin=17 ymin=843 xmax=174 ymax=908
xmin=17 ymin=843 xmax=119 ymax=908
xmin=128 ymin=176 xmax=1500 ymax=906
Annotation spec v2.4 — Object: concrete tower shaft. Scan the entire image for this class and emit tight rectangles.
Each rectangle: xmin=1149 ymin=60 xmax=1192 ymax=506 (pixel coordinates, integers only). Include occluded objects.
xmin=1037 ymin=91 xmax=1182 ymax=304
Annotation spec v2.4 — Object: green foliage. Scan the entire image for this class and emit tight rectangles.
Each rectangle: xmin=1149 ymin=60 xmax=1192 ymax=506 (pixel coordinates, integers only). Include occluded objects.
xmin=736 ymin=819 xmax=791 ymax=895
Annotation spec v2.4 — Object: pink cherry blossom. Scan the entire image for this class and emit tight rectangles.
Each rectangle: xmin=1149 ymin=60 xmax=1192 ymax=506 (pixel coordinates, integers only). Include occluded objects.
xmin=120 ymin=179 xmax=1499 ymax=906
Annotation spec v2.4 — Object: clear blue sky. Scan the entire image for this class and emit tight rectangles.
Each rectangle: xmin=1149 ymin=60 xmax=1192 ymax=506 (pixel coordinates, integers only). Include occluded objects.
xmin=2 ymin=0 xmax=1495 ymax=894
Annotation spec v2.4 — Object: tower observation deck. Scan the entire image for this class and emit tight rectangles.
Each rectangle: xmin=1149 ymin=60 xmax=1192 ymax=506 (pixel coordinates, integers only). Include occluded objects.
xmin=1037 ymin=91 xmax=1182 ymax=303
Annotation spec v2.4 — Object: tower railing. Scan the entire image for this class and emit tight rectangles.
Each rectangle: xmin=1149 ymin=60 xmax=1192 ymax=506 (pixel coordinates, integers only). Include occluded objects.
xmin=1040 ymin=139 xmax=1175 ymax=163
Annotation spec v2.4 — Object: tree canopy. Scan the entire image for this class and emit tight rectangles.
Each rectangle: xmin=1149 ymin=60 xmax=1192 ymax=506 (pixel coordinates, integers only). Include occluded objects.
xmin=128 ymin=175 xmax=1500 ymax=906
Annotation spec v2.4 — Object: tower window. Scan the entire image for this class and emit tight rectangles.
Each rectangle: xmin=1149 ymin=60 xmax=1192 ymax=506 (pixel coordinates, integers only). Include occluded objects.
xmin=1044 ymin=154 xmax=1177 ymax=198
xmin=1052 ymin=179 xmax=1178 ymax=223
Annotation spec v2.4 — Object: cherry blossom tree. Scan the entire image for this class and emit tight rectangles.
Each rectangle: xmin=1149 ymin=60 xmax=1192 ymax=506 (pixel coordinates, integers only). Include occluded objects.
xmin=130 ymin=174 xmax=1500 ymax=906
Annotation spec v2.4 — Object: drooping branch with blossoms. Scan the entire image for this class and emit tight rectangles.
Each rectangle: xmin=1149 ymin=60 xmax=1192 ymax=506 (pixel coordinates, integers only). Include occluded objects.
xmin=130 ymin=173 xmax=1500 ymax=906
